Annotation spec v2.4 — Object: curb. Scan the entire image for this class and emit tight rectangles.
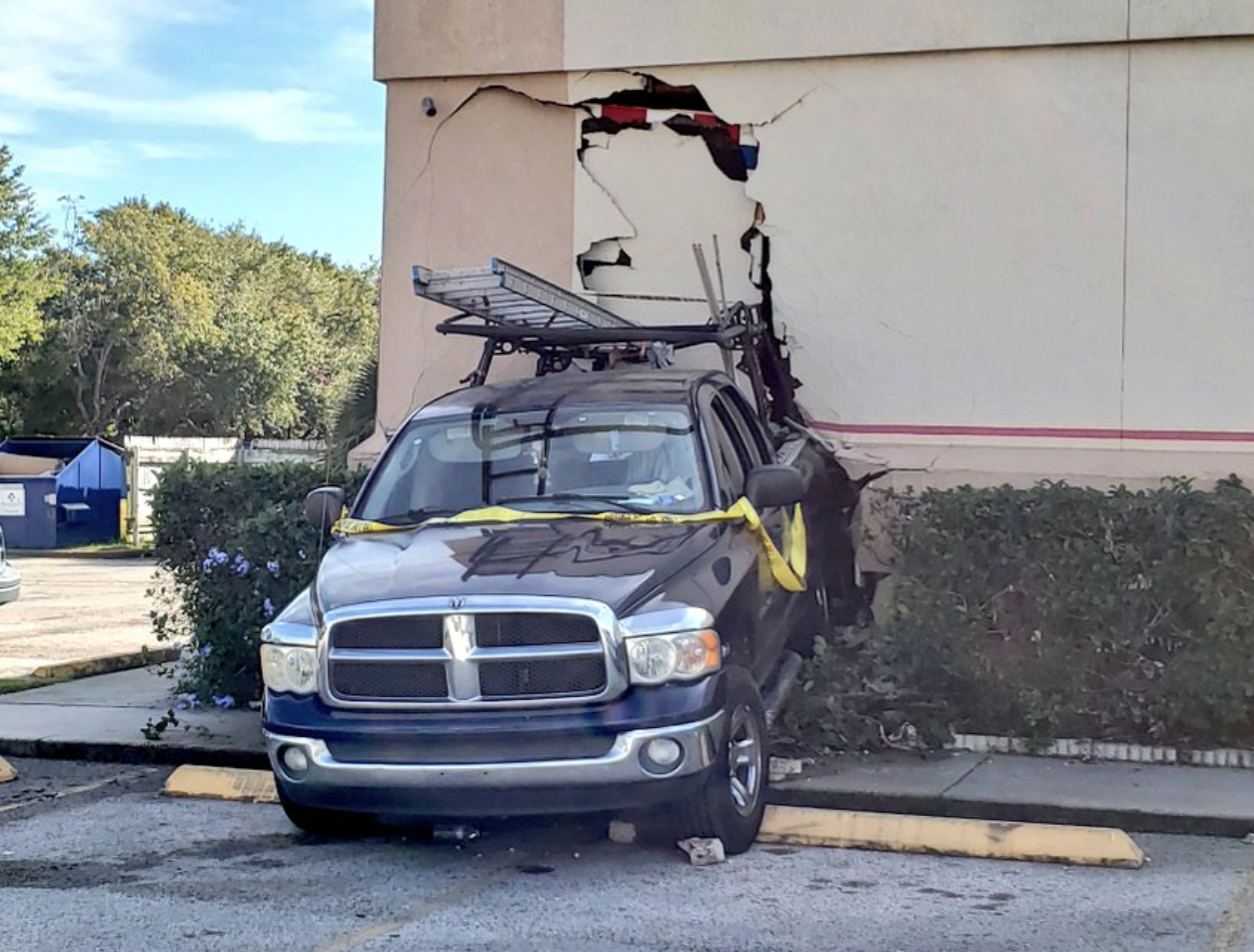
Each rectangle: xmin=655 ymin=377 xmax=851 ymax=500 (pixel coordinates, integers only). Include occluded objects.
xmin=759 ymin=804 xmax=1146 ymax=868
xmin=163 ymin=768 xmax=1147 ymax=869
xmin=0 ymin=736 xmax=268 ymax=770
xmin=28 ymin=647 xmax=181 ymax=681
xmin=9 ymin=548 xmax=149 ymax=560
xmin=165 ymin=765 xmax=278 ymax=803
xmin=950 ymin=732 xmax=1254 ymax=770
xmin=768 ymin=785 xmax=1254 ymax=839
xmin=2 ymin=736 xmax=1249 ymax=838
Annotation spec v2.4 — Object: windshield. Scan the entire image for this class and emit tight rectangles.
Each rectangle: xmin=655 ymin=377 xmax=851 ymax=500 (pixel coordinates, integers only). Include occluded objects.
xmin=355 ymin=405 xmax=708 ymax=523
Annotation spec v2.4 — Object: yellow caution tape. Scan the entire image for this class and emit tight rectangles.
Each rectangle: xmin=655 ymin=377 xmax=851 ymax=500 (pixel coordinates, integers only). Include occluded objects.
xmin=334 ymin=497 xmax=808 ymax=592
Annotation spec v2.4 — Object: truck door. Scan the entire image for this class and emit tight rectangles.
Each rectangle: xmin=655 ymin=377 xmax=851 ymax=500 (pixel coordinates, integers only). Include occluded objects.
xmin=715 ymin=385 xmax=814 ymax=657
xmin=702 ymin=386 xmax=799 ymax=677
xmin=698 ymin=385 xmax=770 ymax=681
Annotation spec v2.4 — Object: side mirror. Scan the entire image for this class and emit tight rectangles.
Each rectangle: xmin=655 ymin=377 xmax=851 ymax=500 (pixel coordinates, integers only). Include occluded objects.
xmin=744 ymin=465 xmax=805 ymax=510
xmin=304 ymin=486 xmax=346 ymax=535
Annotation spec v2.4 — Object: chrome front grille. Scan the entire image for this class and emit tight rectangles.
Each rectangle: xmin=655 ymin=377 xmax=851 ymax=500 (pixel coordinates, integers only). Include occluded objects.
xmin=330 ymin=660 xmax=449 ymax=700
xmin=330 ymin=616 xmax=444 ymax=650
xmin=323 ymin=599 xmax=618 ymax=708
xmin=478 ymin=656 xmax=606 ymax=697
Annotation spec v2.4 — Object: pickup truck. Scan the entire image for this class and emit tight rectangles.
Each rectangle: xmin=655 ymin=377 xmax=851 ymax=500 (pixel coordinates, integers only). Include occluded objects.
xmin=261 ymin=262 xmax=858 ymax=853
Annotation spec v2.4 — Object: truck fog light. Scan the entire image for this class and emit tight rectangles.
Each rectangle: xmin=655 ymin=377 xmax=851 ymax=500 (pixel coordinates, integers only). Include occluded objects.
xmin=282 ymin=745 xmax=310 ymax=775
xmin=640 ymin=737 xmax=684 ymax=775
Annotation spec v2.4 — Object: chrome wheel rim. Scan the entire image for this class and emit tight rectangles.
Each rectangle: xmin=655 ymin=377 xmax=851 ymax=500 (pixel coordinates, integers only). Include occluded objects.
xmin=727 ymin=703 xmax=763 ymax=817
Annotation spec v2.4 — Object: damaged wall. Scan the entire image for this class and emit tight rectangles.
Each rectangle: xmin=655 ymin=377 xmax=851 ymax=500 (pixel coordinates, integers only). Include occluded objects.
xmin=666 ymin=48 xmax=1130 ymax=434
xmin=577 ymin=129 xmax=758 ymax=327
xmin=642 ymin=43 xmax=1254 ymax=480
xmin=366 ymin=3 xmax=1254 ymax=485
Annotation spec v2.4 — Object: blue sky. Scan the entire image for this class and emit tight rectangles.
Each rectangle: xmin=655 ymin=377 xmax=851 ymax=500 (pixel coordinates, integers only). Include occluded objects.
xmin=0 ymin=0 xmax=382 ymax=266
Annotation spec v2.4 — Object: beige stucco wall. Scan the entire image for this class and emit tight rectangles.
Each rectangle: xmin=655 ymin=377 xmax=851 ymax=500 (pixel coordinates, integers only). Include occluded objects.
xmin=361 ymin=74 xmax=579 ymax=460
xmin=374 ymin=0 xmax=563 ymax=81
xmin=377 ymin=0 xmax=1254 ymax=80
xmin=1124 ymin=40 xmax=1254 ymax=434
xmin=697 ymin=47 xmax=1128 ymax=434
xmin=366 ymin=1 xmax=1254 ymax=483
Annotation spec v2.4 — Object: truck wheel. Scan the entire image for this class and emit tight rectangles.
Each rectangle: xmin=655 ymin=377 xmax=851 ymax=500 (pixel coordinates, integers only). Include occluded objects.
xmin=674 ymin=670 xmax=768 ymax=855
xmin=277 ymin=784 xmax=371 ymax=837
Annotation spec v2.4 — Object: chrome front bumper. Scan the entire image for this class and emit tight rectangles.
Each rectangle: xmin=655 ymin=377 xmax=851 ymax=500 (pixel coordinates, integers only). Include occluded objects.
xmin=265 ymin=712 xmax=723 ymax=792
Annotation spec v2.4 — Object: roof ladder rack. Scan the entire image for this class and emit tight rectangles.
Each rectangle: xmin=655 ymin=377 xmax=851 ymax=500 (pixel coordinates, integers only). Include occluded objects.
xmin=412 ymin=258 xmax=636 ymax=331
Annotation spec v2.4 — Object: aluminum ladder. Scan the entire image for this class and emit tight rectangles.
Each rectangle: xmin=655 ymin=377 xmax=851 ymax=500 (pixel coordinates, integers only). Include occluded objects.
xmin=412 ymin=258 xmax=635 ymax=331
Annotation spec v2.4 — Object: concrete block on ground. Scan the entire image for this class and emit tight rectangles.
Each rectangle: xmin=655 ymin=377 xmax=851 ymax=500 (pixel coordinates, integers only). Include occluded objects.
xmin=677 ymin=837 xmax=725 ymax=866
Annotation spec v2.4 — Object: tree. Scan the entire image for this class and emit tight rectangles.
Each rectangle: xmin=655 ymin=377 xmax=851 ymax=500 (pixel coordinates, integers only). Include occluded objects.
xmin=0 ymin=145 xmax=55 ymax=364
xmin=26 ymin=199 xmax=377 ymax=439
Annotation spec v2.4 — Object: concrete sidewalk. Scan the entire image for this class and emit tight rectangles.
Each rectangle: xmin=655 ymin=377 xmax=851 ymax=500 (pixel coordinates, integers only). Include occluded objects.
xmin=772 ymin=750 xmax=1254 ymax=837
xmin=1 ymin=665 xmax=1252 ymax=836
xmin=0 ymin=666 xmax=264 ymax=767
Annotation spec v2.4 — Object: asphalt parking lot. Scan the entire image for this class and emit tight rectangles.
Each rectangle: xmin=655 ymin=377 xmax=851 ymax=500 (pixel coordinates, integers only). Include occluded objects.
xmin=0 ymin=558 xmax=159 ymax=678
xmin=1 ymin=758 xmax=1252 ymax=952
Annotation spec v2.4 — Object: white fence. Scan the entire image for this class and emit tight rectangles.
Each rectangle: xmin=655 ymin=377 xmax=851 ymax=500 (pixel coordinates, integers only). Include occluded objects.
xmin=123 ymin=436 xmax=327 ymax=544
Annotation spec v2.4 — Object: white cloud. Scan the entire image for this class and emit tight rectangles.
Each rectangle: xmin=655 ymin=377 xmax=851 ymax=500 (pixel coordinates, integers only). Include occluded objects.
xmin=135 ymin=142 xmax=206 ymax=161
xmin=0 ymin=0 xmax=366 ymax=145
xmin=0 ymin=111 xmax=32 ymax=136
xmin=16 ymin=141 xmax=120 ymax=179
xmin=179 ymin=89 xmax=367 ymax=144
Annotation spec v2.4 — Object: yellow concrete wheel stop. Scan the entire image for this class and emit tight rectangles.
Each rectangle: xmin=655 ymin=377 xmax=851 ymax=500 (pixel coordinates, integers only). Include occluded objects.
xmin=164 ymin=765 xmax=278 ymax=803
xmin=0 ymin=755 xmax=16 ymax=784
xmin=758 ymin=805 xmax=1146 ymax=868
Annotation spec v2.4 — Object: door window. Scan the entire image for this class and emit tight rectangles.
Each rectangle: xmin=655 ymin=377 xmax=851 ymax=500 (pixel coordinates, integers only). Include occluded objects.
xmin=701 ymin=391 xmax=746 ymax=507
xmin=719 ymin=385 xmax=774 ymax=465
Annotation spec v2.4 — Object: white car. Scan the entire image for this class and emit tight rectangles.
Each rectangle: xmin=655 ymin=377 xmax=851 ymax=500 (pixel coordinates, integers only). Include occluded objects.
xmin=0 ymin=527 xmax=19 ymax=605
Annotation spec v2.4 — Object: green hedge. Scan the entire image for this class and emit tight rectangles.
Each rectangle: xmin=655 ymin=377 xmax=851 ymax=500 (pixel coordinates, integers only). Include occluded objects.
xmin=150 ymin=459 xmax=365 ymax=706
xmin=778 ymin=477 xmax=1254 ymax=753
xmin=153 ymin=462 xmax=1254 ymax=751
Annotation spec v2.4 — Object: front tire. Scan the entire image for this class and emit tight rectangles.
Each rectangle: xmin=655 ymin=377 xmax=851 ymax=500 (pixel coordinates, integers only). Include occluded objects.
xmin=673 ymin=670 xmax=768 ymax=855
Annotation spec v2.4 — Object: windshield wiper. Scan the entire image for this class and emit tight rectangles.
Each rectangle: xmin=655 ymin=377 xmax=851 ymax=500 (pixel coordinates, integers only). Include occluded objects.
xmin=373 ymin=507 xmax=455 ymax=526
xmin=494 ymin=493 xmax=652 ymax=514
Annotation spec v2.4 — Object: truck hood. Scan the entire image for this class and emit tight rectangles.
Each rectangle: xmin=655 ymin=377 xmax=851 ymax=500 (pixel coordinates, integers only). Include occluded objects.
xmin=314 ymin=518 xmax=726 ymax=617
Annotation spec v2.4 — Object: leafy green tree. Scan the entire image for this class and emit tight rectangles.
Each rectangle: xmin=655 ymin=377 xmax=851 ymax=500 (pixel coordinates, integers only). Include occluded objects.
xmin=24 ymin=199 xmax=377 ymax=439
xmin=0 ymin=145 xmax=55 ymax=364
xmin=330 ymin=351 xmax=379 ymax=466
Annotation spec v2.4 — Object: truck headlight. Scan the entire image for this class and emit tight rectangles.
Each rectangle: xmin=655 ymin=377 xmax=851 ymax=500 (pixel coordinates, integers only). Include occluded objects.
xmin=261 ymin=645 xmax=318 ymax=695
xmin=625 ymin=630 xmax=721 ymax=686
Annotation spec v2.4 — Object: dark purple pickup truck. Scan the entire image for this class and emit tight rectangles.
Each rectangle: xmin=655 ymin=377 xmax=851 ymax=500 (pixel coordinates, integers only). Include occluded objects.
xmin=261 ymin=262 xmax=859 ymax=853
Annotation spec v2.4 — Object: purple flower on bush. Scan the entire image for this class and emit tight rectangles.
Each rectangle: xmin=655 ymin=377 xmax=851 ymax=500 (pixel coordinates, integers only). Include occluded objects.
xmin=175 ymin=692 xmax=200 ymax=711
xmin=263 ymin=597 xmax=276 ymax=619
xmin=201 ymin=558 xmax=214 ymax=575
xmin=198 ymin=643 xmax=213 ymax=657
xmin=297 ymin=549 xmax=306 ymax=560
xmin=266 ymin=559 xmax=280 ymax=577
xmin=211 ymin=694 xmax=237 ymax=710
xmin=209 ymin=547 xmax=228 ymax=566
xmin=233 ymin=558 xmax=251 ymax=576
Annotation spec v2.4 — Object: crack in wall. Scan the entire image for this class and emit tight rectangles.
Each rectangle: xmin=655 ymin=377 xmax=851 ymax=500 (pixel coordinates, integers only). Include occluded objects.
xmin=412 ymin=73 xmax=820 ymax=304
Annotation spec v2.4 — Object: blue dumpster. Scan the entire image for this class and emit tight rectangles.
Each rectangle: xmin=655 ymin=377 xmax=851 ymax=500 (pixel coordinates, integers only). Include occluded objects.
xmin=0 ymin=438 xmax=127 ymax=549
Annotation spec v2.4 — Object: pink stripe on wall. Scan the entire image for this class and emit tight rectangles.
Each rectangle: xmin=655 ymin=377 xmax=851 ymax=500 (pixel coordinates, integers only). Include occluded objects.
xmin=810 ymin=422 xmax=1254 ymax=443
